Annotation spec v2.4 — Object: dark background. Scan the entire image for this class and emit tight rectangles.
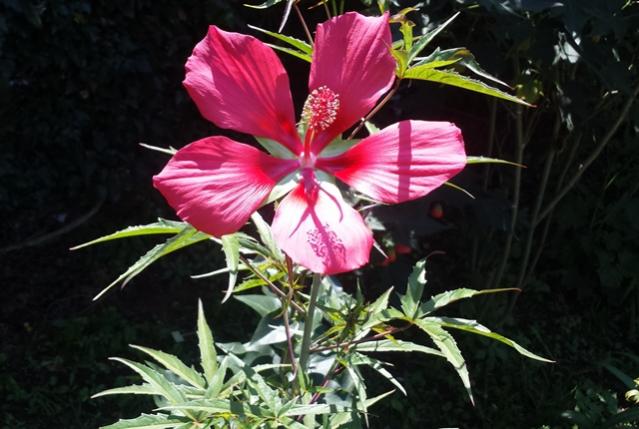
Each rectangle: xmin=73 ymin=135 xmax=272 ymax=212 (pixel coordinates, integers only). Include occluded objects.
xmin=2 ymin=0 xmax=639 ymax=428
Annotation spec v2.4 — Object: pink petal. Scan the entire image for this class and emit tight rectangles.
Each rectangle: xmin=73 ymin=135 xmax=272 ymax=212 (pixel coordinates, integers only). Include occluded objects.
xmin=272 ymin=176 xmax=373 ymax=274
xmin=316 ymin=120 xmax=466 ymax=204
xmin=308 ymin=12 xmax=396 ymax=152
xmin=184 ymin=26 xmax=301 ymax=154
xmin=153 ymin=136 xmax=297 ymax=236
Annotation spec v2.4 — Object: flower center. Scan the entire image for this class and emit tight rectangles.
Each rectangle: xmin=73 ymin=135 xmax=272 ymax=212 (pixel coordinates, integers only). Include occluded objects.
xmin=302 ymin=86 xmax=340 ymax=132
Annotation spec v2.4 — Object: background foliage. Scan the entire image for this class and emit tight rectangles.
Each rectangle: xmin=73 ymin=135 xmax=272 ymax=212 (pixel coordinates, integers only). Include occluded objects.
xmin=2 ymin=0 xmax=638 ymax=427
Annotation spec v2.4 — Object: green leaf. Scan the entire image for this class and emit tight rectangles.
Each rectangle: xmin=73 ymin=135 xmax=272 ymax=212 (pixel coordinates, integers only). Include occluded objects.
xmin=420 ymin=287 xmax=518 ymax=315
xmin=443 ymin=181 xmax=476 ymax=199
xmin=234 ymin=294 xmax=281 ymax=317
xmin=71 ymin=219 xmax=185 ymax=250
xmin=354 ymin=339 xmax=443 ymax=357
xmin=109 ymin=358 xmax=186 ymax=404
xmin=251 ymin=212 xmax=282 ymax=260
xmin=425 ymin=317 xmax=554 ymax=363
xmin=404 ymin=67 xmax=531 ymax=106
xmin=197 ymin=300 xmax=218 ymax=384
xmin=93 ymin=226 xmax=209 ymax=300
xmin=413 ymin=320 xmax=474 ymax=404
xmin=139 ymin=143 xmax=177 ymax=155
xmin=466 ymin=156 xmax=525 ymax=167
xmin=244 ymin=0 xmax=284 ymax=8
xmin=91 ymin=384 xmax=157 ymax=398
xmin=364 ymin=121 xmax=380 ymax=135
xmin=351 ymin=353 xmax=406 ymax=395
xmin=267 ymin=44 xmax=311 ymax=62
xmin=221 ymin=234 xmax=240 ymax=303
xmin=248 ymin=25 xmax=312 ymax=54
xmin=408 ymin=12 xmax=460 ymax=63
xmin=254 ymin=137 xmax=296 ymax=159
xmin=205 ymin=356 xmax=229 ymax=399
xmin=399 ymin=20 xmax=414 ymax=51
xmin=266 ymin=172 xmax=299 ymax=204
xmin=100 ymin=413 xmax=187 ymax=429
xmin=319 ymin=137 xmax=359 ymax=157
xmin=414 ymin=47 xmax=510 ymax=88
xmin=400 ymin=259 xmax=427 ymax=319
xmin=130 ymin=345 xmax=205 ymax=389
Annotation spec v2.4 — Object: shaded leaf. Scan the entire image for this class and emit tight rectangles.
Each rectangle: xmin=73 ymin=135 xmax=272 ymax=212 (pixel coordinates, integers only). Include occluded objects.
xmin=100 ymin=413 xmax=187 ymax=429
xmin=197 ymin=300 xmax=218 ymax=384
xmin=130 ymin=345 xmax=205 ymax=389
xmin=221 ymin=234 xmax=240 ymax=303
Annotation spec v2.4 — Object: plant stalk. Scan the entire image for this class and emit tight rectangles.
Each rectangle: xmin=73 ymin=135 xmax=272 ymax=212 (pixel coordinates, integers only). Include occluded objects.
xmin=299 ymin=273 xmax=322 ymax=374
xmin=348 ymin=78 xmax=401 ymax=139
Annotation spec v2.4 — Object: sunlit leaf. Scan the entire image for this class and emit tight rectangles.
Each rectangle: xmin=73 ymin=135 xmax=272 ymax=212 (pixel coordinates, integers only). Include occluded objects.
xmin=197 ymin=300 xmax=218 ymax=384
xmin=92 ymin=384 xmax=157 ymax=398
xmin=404 ymin=67 xmax=531 ymax=106
xmin=71 ymin=219 xmax=186 ymax=250
xmin=413 ymin=320 xmax=474 ymax=404
xmin=93 ymin=226 xmax=209 ymax=300
xmin=248 ymin=25 xmax=312 ymax=54
xmin=130 ymin=345 xmax=206 ymax=389
xmin=425 ymin=316 xmax=554 ymax=362
xmin=100 ymin=413 xmax=187 ymax=429
xmin=420 ymin=287 xmax=518 ymax=315
xmin=355 ymin=339 xmax=443 ymax=357
xmin=466 ymin=156 xmax=525 ymax=167
xmin=221 ymin=234 xmax=240 ymax=303
xmin=400 ymin=259 xmax=427 ymax=318
xmin=408 ymin=12 xmax=460 ymax=62
xmin=109 ymin=358 xmax=186 ymax=404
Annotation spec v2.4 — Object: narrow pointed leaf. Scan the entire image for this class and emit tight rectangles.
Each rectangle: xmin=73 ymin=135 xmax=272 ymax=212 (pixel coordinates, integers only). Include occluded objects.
xmin=420 ymin=287 xmax=518 ymax=315
xmin=130 ymin=345 xmax=205 ymax=389
xmin=109 ymin=358 xmax=185 ymax=404
xmin=254 ymin=137 xmax=296 ymax=159
xmin=91 ymin=384 xmax=157 ymax=398
xmin=355 ymin=339 xmax=443 ymax=357
xmin=404 ymin=67 xmax=531 ymax=106
xmin=425 ymin=316 xmax=554 ymax=362
xmin=100 ymin=413 xmax=187 ymax=429
xmin=221 ymin=234 xmax=240 ymax=303
xmin=71 ymin=219 xmax=186 ymax=250
xmin=244 ymin=0 xmax=284 ymax=8
xmin=443 ymin=181 xmax=476 ymax=199
xmin=248 ymin=25 xmax=312 ymax=54
xmin=197 ymin=300 xmax=218 ymax=383
xmin=251 ymin=211 xmax=282 ymax=260
xmin=414 ymin=320 xmax=474 ymax=404
xmin=400 ymin=259 xmax=427 ymax=318
xmin=139 ymin=143 xmax=177 ymax=155
xmin=466 ymin=156 xmax=525 ymax=167
xmin=267 ymin=44 xmax=312 ymax=62
xmin=234 ymin=294 xmax=281 ymax=317
xmin=408 ymin=12 xmax=460 ymax=62
xmin=93 ymin=226 xmax=209 ymax=300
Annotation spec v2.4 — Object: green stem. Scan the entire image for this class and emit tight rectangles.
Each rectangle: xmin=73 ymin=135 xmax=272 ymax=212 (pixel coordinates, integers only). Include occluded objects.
xmin=299 ymin=274 xmax=322 ymax=374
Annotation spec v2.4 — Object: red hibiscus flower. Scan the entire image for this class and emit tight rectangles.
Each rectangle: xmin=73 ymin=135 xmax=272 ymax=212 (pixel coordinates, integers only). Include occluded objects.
xmin=153 ymin=12 xmax=466 ymax=275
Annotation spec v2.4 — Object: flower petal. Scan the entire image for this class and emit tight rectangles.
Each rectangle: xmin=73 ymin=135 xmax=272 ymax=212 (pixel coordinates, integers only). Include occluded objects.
xmin=184 ymin=26 xmax=301 ymax=154
xmin=153 ymin=136 xmax=297 ymax=236
xmin=272 ymin=176 xmax=372 ymax=274
xmin=317 ymin=120 xmax=466 ymax=204
xmin=309 ymin=12 xmax=396 ymax=152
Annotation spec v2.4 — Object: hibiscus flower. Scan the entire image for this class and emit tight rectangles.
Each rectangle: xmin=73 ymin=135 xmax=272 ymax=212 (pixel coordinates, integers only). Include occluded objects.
xmin=153 ymin=12 xmax=466 ymax=275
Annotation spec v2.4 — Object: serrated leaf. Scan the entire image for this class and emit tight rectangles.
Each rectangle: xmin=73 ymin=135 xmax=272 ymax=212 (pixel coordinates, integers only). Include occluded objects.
xmin=71 ymin=219 xmax=185 ymax=250
xmin=413 ymin=320 xmax=474 ymax=404
xmin=93 ymin=226 xmax=209 ymax=300
xmin=205 ymin=356 xmax=229 ymax=399
xmin=130 ymin=345 xmax=205 ymax=389
xmin=354 ymin=339 xmax=443 ymax=357
xmin=91 ymin=384 xmax=157 ymax=398
xmin=420 ymin=287 xmax=518 ymax=315
xmin=408 ymin=12 xmax=460 ymax=62
xmin=221 ymin=234 xmax=240 ymax=303
xmin=351 ymin=353 xmax=406 ymax=395
xmin=234 ymin=294 xmax=281 ymax=317
xmin=251 ymin=212 xmax=282 ymax=260
xmin=254 ymin=137 xmax=296 ymax=159
xmin=466 ymin=156 xmax=525 ymax=167
xmin=248 ymin=25 xmax=312 ymax=54
xmin=425 ymin=317 xmax=554 ymax=362
xmin=100 ymin=413 xmax=187 ymax=429
xmin=400 ymin=259 xmax=427 ymax=319
xmin=197 ymin=300 xmax=218 ymax=384
xmin=404 ymin=67 xmax=531 ymax=106
xmin=109 ymin=358 xmax=186 ymax=404
xmin=414 ymin=47 xmax=510 ymax=88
